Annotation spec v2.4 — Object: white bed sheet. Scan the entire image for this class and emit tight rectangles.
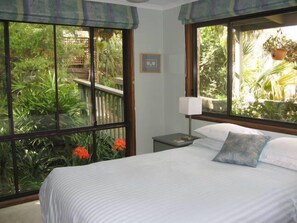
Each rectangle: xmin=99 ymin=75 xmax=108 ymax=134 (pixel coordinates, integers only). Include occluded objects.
xmin=39 ymin=139 xmax=297 ymax=223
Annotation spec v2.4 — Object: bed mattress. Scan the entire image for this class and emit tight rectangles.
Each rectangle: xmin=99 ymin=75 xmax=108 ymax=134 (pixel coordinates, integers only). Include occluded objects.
xmin=39 ymin=139 xmax=297 ymax=223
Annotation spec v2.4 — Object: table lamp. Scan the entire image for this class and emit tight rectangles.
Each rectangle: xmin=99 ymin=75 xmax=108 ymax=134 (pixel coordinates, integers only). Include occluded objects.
xmin=179 ymin=97 xmax=202 ymax=140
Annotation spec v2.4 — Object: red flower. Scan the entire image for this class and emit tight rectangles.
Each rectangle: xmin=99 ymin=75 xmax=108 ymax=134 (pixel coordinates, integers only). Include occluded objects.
xmin=72 ymin=147 xmax=90 ymax=160
xmin=113 ymin=138 xmax=126 ymax=151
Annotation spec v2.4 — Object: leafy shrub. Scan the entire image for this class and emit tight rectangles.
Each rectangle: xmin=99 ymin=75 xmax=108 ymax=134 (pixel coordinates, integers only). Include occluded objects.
xmin=17 ymin=142 xmax=67 ymax=191
xmin=12 ymin=71 xmax=87 ymax=133
xmin=233 ymin=99 xmax=297 ymax=123
xmin=0 ymin=142 xmax=14 ymax=195
xmin=199 ymin=26 xmax=227 ymax=98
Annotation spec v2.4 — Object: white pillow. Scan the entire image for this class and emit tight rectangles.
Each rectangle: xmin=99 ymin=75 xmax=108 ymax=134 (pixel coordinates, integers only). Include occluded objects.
xmin=194 ymin=123 xmax=264 ymax=141
xmin=260 ymin=137 xmax=297 ymax=171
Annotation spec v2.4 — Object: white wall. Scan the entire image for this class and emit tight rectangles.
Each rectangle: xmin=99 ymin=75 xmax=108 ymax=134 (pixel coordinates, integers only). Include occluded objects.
xmin=163 ymin=7 xmax=188 ymax=135
xmin=134 ymin=7 xmax=191 ymax=155
xmin=134 ymin=6 xmax=296 ymax=154
xmin=134 ymin=8 xmax=165 ymax=154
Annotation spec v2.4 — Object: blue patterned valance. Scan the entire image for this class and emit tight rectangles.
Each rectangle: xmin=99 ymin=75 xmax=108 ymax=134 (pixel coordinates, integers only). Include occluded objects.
xmin=179 ymin=0 xmax=297 ymax=24
xmin=0 ymin=0 xmax=139 ymax=29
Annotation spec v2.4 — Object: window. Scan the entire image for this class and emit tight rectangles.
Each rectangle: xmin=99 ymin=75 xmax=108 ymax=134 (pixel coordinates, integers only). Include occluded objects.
xmin=191 ymin=10 xmax=297 ymax=131
xmin=231 ymin=19 xmax=297 ymax=124
xmin=0 ymin=21 xmax=135 ymax=201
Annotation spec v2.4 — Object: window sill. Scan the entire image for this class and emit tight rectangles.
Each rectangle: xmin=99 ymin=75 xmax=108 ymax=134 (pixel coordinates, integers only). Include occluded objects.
xmin=0 ymin=194 xmax=39 ymax=209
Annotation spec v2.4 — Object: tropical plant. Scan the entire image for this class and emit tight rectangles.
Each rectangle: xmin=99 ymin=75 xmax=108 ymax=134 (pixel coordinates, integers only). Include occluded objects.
xmin=17 ymin=145 xmax=67 ymax=191
xmin=252 ymin=61 xmax=297 ymax=100
xmin=12 ymin=71 xmax=87 ymax=133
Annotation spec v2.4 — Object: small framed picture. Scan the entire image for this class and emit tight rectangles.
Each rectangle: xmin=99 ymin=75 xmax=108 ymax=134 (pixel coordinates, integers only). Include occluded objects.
xmin=140 ymin=53 xmax=161 ymax=73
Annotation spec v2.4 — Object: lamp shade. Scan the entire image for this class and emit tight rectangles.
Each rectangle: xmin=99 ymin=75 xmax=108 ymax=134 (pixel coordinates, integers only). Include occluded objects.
xmin=179 ymin=97 xmax=202 ymax=115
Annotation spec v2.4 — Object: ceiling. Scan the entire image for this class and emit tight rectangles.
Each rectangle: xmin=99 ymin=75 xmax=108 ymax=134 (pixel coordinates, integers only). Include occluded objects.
xmin=85 ymin=0 xmax=197 ymax=10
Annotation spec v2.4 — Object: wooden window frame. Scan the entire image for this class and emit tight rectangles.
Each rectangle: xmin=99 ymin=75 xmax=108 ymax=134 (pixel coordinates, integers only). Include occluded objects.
xmin=184 ymin=12 xmax=297 ymax=136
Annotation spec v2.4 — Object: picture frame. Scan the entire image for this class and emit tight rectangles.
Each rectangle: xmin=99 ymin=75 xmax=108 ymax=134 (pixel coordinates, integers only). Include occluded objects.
xmin=140 ymin=53 xmax=161 ymax=73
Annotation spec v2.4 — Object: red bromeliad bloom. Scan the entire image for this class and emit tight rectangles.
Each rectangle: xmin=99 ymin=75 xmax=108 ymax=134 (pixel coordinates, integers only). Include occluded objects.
xmin=113 ymin=138 xmax=126 ymax=151
xmin=72 ymin=147 xmax=90 ymax=160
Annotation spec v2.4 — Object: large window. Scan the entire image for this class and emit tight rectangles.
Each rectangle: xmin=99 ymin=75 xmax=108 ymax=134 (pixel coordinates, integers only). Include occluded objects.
xmin=0 ymin=21 xmax=134 ymax=201
xmin=192 ymin=10 xmax=297 ymax=130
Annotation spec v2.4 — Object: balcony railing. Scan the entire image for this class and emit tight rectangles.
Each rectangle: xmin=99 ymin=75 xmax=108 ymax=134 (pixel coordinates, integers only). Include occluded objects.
xmin=74 ymin=78 xmax=125 ymax=139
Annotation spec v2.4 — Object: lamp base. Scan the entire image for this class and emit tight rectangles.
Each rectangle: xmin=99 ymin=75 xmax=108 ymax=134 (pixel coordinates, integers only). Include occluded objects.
xmin=181 ymin=135 xmax=196 ymax=141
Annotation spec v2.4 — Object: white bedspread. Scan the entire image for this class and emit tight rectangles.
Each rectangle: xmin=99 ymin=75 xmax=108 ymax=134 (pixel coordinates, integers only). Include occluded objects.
xmin=39 ymin=139 xmax=297 ymax=223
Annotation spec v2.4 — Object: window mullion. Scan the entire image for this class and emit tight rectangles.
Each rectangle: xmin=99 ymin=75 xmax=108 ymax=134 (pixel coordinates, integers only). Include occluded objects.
xmin=4 ymin=21 xmax=19 ymax=194
xmin=227 ymin=23 xmax=233 ymax=116
xmin=89 ymin=27 xmax=97 ymax=126
xmin=53 ymin=25 xmax=60 ymax=130
xmin=192 ymin=26 xmax=198 ymax=97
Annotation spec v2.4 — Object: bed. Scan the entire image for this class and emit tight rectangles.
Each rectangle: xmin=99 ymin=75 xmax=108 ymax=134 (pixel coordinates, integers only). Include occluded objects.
xmin=39 ymin=124 xmax=297 ymax=223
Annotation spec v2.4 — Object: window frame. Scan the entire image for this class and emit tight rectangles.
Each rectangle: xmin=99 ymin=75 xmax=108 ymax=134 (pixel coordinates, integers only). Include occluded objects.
xmin=0 ymin=21 xmax=136 ymax=202
xmin=185 ymin=8 xmax=297 ymax=135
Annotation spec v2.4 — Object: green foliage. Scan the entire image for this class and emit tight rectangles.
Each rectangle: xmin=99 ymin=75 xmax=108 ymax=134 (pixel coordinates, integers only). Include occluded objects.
xmin=12 ymin=57 xmax=52 ymax=80
xmin=0 ymin=23 xmax=91 ymax=192
xmin=9 ymin=23 xmax=54 ymax=61
xmin=95 ymin=29 xmax=123 ymax=87
xmin=0 ymin=23 xmax=125 ymax=195
xmin=231 ymin=29 xmax=297 ymax=123
xmin=71 ymin=155 xmax=90 ymax=166
xmin=198 ymin=24 xmax=297 ymax=124
xmin=95 ymin=132 xmax=124 ymax=161
xmin=0 ymin=97 xmax=8 ymax=121
xmin=56 ymin=26 xmax=86 ymax=69
xmin=100 ymin=75 xmax=117 ymax=88
xmin=0 ymin=143 xmax=14 ymax=195
xmin=17 ymin=143 xmax=67 ymax=191
xmin=12 ymin=71 xmax=86 ymax=133
xmin=252 ymin=61 xmax=297 ymax=100
xmin=233 ymin=99 xmax=297 ymax=123
xmin=0 ymin=24 xmax=6 ymax=97
xmin=199 ymin=26 xmax=227 ymax=98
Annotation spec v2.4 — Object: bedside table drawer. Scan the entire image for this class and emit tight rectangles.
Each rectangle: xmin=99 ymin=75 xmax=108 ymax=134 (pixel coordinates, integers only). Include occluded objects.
xmin=153 ymin=141 xmax=175 ymax=152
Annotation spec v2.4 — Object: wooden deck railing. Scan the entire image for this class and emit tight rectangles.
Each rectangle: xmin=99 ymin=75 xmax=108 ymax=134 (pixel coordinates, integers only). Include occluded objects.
xmin=74 ymin=78 xmax=125 ymax=139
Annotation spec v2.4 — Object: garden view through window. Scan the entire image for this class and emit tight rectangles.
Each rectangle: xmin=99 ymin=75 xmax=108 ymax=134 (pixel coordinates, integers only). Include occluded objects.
xmin=196 ymin=11 xmax=297 ymax=124
xmin=0 ymin=22 xmax=129 ymax=200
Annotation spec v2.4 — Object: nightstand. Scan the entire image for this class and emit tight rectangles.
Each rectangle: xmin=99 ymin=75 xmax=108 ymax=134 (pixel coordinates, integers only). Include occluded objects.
xmin=153 ymin=133 xmax=198 ymax=152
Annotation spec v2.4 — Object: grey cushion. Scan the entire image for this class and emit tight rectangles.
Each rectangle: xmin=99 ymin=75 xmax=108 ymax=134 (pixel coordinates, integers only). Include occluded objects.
xmin=213 ymin=132 xmax=270 ymax=167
